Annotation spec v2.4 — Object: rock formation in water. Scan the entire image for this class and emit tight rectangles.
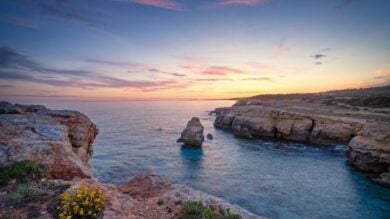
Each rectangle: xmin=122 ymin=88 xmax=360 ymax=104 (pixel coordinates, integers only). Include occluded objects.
xmin=177 ymin=117 xmax=205 ymax=147
xmin=207 ymin=133 xmax=213 ymax=140
xmin=214 ymin=101 xmax=390 ymax=187
xmin=0 ymin=101 xmax=98 ymax=180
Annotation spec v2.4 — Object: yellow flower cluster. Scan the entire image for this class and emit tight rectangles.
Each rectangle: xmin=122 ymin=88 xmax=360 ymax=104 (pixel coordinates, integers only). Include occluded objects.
xmin=58 ymin=184 xmax=106 ymax=219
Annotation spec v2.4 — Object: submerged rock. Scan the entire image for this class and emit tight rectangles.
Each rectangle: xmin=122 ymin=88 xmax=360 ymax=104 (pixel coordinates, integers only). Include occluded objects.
xmin=177 ymin=117 xmax=204 ymax=147
xmin=0 ymin=101 xmax=98 ymax=180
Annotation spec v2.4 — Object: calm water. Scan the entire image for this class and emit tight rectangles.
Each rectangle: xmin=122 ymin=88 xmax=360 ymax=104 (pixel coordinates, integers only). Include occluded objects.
xmin=42 ymin=100 xmax=390 ymax=219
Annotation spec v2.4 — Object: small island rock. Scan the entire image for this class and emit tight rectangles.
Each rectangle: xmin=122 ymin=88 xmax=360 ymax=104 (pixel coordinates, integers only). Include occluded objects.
xmin=177 ymin=117 xmax=204 ymax=147
xmin=207 ymin=133 xmax=213 ymax=140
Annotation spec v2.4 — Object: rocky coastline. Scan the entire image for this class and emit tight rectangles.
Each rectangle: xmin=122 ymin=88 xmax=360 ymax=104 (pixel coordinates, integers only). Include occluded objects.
xmin=213 ymin=97 xmax=390 ymax=187
xmin=0 ymin=102 xmax=261 ymax=219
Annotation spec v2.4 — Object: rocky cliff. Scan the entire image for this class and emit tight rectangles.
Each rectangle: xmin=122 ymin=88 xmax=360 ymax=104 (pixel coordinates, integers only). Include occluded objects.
xmin=214 ymin=104 xmax=390 ymax=186
xmin=0 ymin=101 xmax=98 ymax=180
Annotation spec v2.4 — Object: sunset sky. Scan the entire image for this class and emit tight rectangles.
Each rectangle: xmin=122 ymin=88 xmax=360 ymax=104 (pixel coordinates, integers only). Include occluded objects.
xmin=0 ymin=0 xmax=389 ymax=101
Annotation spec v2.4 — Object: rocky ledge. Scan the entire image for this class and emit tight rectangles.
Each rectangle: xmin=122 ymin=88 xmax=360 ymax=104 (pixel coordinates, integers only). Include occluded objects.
xmin=214 ymin=102 xmax=390 ymax=186
xmin=0 ymin=101 xmax=98 ymax=180
xmin=103 ymin=173 xmax=260 ymax=219
xmin=0 ymin=101 xmax=261 ymax=218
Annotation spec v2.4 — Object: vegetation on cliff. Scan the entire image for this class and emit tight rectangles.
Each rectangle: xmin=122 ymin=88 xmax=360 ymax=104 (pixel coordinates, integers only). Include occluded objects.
xmin=0 ymin=160 xmax=48 ymax=187
xmin=181 ymin=201 xmax=241 ymax=219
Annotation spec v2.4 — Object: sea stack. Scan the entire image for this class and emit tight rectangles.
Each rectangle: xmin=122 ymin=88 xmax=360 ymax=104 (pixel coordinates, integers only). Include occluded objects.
xmin=177 ymin=117 xmax=204 ymax=147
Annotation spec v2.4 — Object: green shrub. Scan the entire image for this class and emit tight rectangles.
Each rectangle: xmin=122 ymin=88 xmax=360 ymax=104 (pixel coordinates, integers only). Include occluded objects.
xmin=204 ymin=207 xmax=218 ymax=219
xmin=181 ymin=201 xmax=241 ymax=219
xmin=182 ymin=201 xmax=205 ymax=219
xmin=222 ymin=215 xmax=240 ymax=219
xmin=0 ymin=160 xmax=48 ymax=186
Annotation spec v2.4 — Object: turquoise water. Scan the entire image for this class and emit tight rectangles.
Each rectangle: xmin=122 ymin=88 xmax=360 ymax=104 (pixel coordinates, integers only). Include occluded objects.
xmin=43 ymin=100 xmax=390 ymax=219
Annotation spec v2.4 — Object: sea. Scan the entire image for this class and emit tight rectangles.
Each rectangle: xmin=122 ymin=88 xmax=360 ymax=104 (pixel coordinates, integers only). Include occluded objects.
xmin=39 ymin=100 xmax=390 ymax=219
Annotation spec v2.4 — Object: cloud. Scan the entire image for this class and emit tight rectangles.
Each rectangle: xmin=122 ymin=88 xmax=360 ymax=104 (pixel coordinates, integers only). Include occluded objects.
xmin=311 ymin=48 xmax=331 ymax=64
xmin=0 ymin=47 xmax=188 ymax=91
xmin=202 ymin=66 xmax=244 ymax=75
xmin=0 ymin=47 xmax=92 ymax=76
xmin=0 ymin=14 xmax=40 ymax=29
xmin=115 ymin=0 xmax=183 ymax=10
xmin=192 ymin=78 xmax=232 ymax=82
xmin=0 ymin=84 xmax=14 ymax=88
xmin=148 ymin=68 xmax=186 ymax=77
xmin=0 ymin=93 xmax=79 ymax=98
xmin=148 ymin=68 xmax=159 ymax=72
xmin=313 ymin=54 xmax=326 ymax=59
xmin=335 ymin=0 xmax=353 ymax=9
xmin=211 ymin=0 xmax=268 ymax=7
xmin=170 ymin=72 xmax=186 ymax=77
xmin=241 ymin=77 xmax=271 ymax=81
xmin=15 ymin=0 xmax=109 ymax=27
xmin=85 ymin=59 xmax=144 ymax=68
xmin=318 ymin=48 xmax=331 ymax=53
xmin=373 ymin=69 xmax=390 ymax=80
xmin=0 ymin=69 xmax=184 ymax=91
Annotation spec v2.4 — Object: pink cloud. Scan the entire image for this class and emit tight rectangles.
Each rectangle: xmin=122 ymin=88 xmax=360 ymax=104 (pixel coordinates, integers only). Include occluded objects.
xmin=372 ymin=69 xmax=390 ymax=86
xmin=373 ymin=69 xmax=390 ymax=80
xmin=119 ymin=0 xmax=183 ymax=10
xmin=213 ymin=0 xmax=268 ymax=7
xmin=181 ymin=65 xmax=245 ymax=76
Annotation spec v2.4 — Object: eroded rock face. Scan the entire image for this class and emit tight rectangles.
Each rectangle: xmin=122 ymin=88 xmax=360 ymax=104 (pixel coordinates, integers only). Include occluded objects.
xmin=177 ymin=117 xmax=204 ymax=147
xmin=214 ymin=105 xmax=390 ymax=186
xmin=0 ymin=102 xmax=98 ymax=180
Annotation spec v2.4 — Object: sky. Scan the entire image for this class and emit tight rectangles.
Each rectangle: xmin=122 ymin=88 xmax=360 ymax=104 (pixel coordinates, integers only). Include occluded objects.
xmin=0 ymin=0 xmax=389 ymax=101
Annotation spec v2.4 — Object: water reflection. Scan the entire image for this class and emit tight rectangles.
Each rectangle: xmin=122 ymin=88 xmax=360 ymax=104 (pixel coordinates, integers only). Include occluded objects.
xmin=180 ymin=146 xmax=204 ymax=162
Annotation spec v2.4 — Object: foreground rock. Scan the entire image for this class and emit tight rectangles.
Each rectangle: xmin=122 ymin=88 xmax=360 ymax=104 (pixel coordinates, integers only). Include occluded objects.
xmin=0 ymin=102 xmax=98 ymax=180
xmin=0 ymin=174 xmax=262 ymax=219
xmin=177 ymin=117 xmax=204 ymax=147
xmin=214 ymin=102 xmax=390 ymax=186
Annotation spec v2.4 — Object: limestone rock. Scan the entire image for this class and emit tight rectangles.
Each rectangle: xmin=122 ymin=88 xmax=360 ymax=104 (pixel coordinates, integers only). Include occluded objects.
xmin=0 ymin=102 xmax=98 ymax=180
xmin=177 ymin=117 xmax=204 ymax=147
xmin=118 ymin=174 xmax=171 ymax=200
xmin=213 ymin=104 xmax=390 ymax=186
xmin=309 ymin=120 xmax=358 ymax=144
